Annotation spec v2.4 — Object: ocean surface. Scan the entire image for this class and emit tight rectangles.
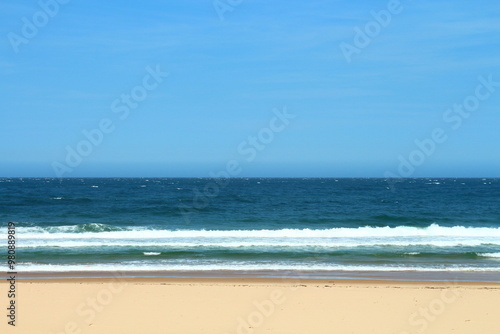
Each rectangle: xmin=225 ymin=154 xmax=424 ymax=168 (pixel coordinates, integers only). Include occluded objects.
xmin=1 ymin=178 xmax=500 ymax=278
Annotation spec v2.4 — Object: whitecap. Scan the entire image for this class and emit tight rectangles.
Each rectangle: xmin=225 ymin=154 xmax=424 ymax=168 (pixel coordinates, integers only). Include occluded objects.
xmin=143 ymin=252 xmax=161 ymax=256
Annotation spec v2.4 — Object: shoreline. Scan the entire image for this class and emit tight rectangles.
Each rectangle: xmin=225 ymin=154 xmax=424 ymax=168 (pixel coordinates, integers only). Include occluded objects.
xmin=5 ymin=269 xmax=500 ymax=282
xmin=10 ymin=277 xmax=500 ymax=288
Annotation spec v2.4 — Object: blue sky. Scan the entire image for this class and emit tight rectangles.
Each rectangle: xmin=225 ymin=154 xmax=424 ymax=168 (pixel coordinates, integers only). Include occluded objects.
xmin=1 ymin=0 xmax=499 ymax=177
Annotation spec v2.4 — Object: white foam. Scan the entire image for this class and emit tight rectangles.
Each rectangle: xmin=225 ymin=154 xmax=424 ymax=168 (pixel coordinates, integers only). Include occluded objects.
xmin=479 ymin=253 xmax=500 ymax=258
xmin=8 ymin=224 xmax=500 ymax=238
xmin=12 ymin=239 xmax=499 ymax=249
xmin=14 ymin=262 xmax=500 ymax=273
xmin=4 ymin=224 xmax=500 ymax=249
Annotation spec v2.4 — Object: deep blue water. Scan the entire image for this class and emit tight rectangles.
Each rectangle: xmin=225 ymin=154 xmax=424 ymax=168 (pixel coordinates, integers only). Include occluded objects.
xmin=1 ymin=178 xmax=500 ymax=273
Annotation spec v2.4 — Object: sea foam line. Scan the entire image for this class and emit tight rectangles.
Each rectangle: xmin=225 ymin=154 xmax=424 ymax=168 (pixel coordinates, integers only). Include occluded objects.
xmin=12 ymin=262 xmax=500 ymax=273
xmin=12 ymin=239 xmax=500 ymax=249
xmin=5 ymin=224 xmax=500 ymax=239
xmin=479 ymin=253 xmax=500 ymax=258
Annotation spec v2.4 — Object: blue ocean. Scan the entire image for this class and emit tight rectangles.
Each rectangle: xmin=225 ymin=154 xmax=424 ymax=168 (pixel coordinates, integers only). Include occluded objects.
xmin=1 ymin=178 xmax=500 ymax=277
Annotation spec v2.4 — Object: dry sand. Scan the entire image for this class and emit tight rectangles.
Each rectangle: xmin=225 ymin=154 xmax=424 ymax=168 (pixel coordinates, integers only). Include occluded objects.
xmin=1 ymin=277 xmax=499 ymax=334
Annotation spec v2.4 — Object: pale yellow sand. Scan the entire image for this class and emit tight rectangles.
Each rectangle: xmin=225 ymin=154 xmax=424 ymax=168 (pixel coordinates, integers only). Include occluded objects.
xmin=1 ymin=277 xmax=500 ymax=334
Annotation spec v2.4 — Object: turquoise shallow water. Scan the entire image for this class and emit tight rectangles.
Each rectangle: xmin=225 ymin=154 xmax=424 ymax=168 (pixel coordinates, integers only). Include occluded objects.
xmin=1 ymin=178 xmax=500 ymax=274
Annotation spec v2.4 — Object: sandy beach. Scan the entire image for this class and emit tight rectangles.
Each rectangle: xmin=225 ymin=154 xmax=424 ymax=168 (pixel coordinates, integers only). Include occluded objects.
xmin=1 ymin=276 xmax=500 ymax=334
